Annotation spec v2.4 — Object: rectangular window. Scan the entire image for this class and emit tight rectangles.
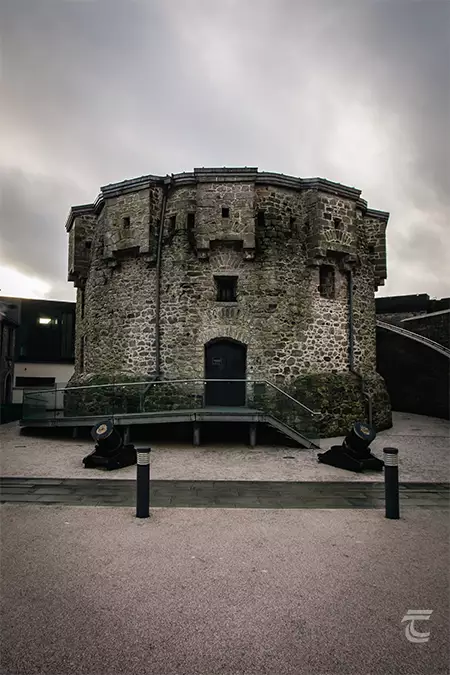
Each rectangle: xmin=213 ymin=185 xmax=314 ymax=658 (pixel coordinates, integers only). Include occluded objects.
xmin=215 ymin=276 xmax=237 ymax=303
xmin=222 ymin=207 xmax=230 ymax=218
xmin=123 ymin=216 xmax=130 ymax=228
xmin=85 ymin=241 xmax=92 ymax=250
xmin=113 ymin=246 xmax=140 ymax=260
xmin=319 ymin=265 xmax=335 ymax=299
xmin=187 ymin=212 xmax=195 ymax=229
xmin=169 ymin=215 xmax=176 ymax=236
xmin=257 ymin=211 xmax=265 ymax=227
xmin=15 ymin=376 xmax=55 ymax=388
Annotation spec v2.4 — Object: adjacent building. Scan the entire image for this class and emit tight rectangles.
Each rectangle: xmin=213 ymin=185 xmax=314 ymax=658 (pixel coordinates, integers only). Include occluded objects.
xmin=376 ymin=294 xmax=449 ymax=420
xmin=0 ymin=297 xmax=75 ymax=405
xmin=376 ymin=294 xmax=450 ymax=328
xmin=0 ymin=300 xmax=19 ymax=406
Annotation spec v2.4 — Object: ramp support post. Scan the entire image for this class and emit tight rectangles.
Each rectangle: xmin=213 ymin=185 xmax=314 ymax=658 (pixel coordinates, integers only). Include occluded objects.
xmin=249 ymin=422 xmax=257 ymax=448
xmin=193 ymin=422 xmax=200 ymax=446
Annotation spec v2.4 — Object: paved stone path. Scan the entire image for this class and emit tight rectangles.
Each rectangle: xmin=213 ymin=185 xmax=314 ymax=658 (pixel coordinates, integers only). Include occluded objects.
xmin=1 ymin=477 xmax=448 ymax=508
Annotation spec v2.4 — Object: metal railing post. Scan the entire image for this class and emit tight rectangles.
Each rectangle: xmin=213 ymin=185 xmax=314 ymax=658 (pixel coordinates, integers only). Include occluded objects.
xmin=136 ymin=448 xmax=151 ymax=518
xmin=383 ymin=447 xmax=400 ymax=519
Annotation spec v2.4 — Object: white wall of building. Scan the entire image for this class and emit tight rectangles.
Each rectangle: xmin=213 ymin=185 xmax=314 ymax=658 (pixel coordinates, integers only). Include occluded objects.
xmin=12 ymin=363 xmax=74 ymax=403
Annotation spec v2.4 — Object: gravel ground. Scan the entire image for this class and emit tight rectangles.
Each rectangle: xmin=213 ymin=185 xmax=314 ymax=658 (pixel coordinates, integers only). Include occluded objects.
xmin=1 ymin=412 xmax=449 ymax=482
xmin=1 ymin=504 xmax=448 ymax=675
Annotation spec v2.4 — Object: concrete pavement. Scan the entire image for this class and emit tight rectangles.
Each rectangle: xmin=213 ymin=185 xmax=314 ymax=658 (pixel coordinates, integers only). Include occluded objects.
xmin=1 ymin=412 xmax=449 ymax=482
xmin=1 ymin=411 xmax=449 ymax=674
xmin=1 ymin=505 xmax=448 ymax=675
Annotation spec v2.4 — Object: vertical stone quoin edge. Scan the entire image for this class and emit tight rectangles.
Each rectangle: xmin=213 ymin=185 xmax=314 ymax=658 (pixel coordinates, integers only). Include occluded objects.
xmin=65 ymin=168 xmax=392 ymax=435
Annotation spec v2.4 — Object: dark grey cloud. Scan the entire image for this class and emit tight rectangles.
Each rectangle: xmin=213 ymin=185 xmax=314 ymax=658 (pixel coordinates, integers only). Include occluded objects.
xmin=0 ymin=0 xmax=449 ymax=299
xmin=0 ymin=167 xmax=85 ymax=299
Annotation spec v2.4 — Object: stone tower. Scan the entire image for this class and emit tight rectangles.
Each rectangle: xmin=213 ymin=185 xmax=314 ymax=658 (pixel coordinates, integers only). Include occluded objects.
xmin=66 ymin=167 xmax=391 ymax=435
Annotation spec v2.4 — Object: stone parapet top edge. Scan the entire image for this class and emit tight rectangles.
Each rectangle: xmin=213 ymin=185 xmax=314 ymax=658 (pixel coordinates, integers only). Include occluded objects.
xmin=66 ymin=169 xmax=390 ymax=231
xmin=365 ymin=208 xmax=390 ymax=222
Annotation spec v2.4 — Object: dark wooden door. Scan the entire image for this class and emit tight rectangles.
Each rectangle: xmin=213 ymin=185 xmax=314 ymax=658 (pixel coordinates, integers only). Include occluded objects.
xmin=204 ymin=340 xmax=246 ymax=407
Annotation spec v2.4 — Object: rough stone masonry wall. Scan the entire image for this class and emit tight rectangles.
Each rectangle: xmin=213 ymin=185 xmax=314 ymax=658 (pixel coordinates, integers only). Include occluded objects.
xmin=195 ymin=180 xmax=255 ymax=251
xmin=362 ymin=214 xmax=388 ymax=288
xmin=159 ymin=184 xmax=361 ymax=384
xmin=68 ymin=172 xmax=392 ymax=434
xmin=72 ymin=189 xmax=160 ymax=383
xmin=68 ymin=214 xmax=96 ymax=284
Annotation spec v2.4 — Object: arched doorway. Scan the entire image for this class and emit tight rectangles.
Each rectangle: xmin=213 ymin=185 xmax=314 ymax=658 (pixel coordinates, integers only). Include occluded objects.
xmin=204 ymin=338 xmax=247 ymax=407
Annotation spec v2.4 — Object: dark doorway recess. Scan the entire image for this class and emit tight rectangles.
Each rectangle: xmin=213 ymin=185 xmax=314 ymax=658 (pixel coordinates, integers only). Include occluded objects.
xmin=204 ymin=338 xmax=247 ymax=406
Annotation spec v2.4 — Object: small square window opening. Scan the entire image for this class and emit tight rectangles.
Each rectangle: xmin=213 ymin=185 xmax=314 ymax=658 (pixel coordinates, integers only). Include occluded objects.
xmin=215 ymin=276 xmax=237 ymax=303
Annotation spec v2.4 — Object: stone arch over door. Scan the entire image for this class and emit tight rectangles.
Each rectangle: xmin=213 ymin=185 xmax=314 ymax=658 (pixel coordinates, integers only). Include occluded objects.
xmin=204 ymin=338 xmax=247 ymax=407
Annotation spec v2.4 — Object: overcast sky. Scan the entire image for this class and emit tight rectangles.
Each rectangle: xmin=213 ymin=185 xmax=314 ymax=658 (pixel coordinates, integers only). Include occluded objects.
xmin=1 ymin=0 xmax=449 ymax=302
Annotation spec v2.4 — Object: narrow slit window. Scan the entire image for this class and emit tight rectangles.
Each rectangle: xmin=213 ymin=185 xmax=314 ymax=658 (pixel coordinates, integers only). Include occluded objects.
xmin=80 ymin=289 xmax=85 ymax=319
xmin=187 ymin=212 xmax=195 ymax=229
xmin=257 ymin=211 xmax=265 ymax=227
xmin=215 ymin=276 xmax=237 ymax=302
xmin=80 ymin=337 xmax=85 ymax=373
xmin=123 ymin=216 xmax=131 ymax=228
xmin=290 ymin=216 xmax=296 ymax=232
xmin=333 ymin=217 xmax=342 ymax=230
xmin=319 ymin=265 xmax=335 ymax=299
xmin=222 ymin=207 xmax=230 ymax=218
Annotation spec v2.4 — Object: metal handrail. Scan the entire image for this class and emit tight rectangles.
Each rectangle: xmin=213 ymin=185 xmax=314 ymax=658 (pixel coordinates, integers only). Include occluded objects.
xmin=24 ymin=378 xmax=321 ymax=415
xmin=261 ymin=380 xmax=320 ymax=415
xmin=376 ymin=320 xmax=450 ymax=358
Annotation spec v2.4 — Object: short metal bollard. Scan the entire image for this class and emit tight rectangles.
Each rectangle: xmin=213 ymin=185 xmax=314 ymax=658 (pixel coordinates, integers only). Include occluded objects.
xmin=136 ymin=448 xmax=151 ymax=518
xmin=383 ymin=447 xmax=400 ymax=519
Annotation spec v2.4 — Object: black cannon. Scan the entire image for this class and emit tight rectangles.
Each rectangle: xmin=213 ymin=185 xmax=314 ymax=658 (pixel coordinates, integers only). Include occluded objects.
xmin=82 ymin=420 xmax=137 ymax=470
xmin=317 ymin=421 xmax=384 ymax=473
